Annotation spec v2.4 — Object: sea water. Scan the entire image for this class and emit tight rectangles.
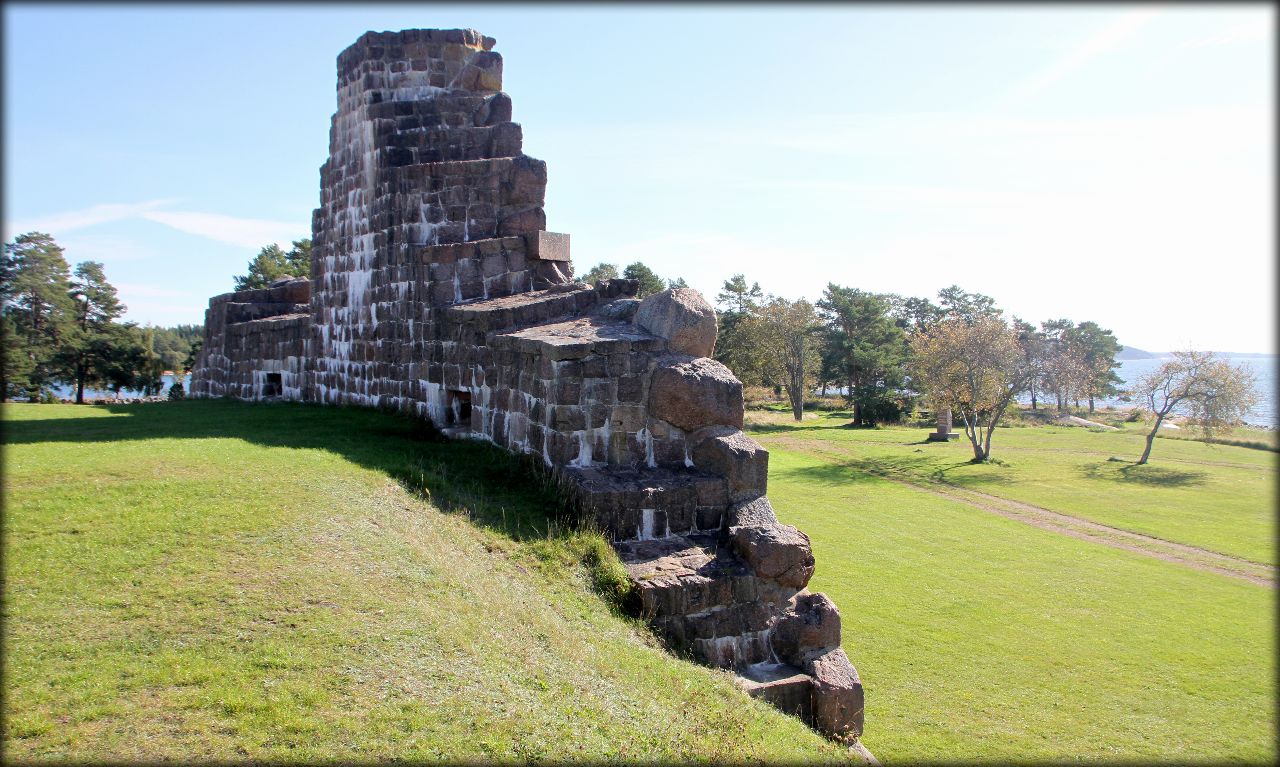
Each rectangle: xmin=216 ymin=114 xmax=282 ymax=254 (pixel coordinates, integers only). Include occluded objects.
xmin=47 ymin=373 xmax=192 ymax=401
xmin=1024 ymin=355 xmax=1275 ymax=427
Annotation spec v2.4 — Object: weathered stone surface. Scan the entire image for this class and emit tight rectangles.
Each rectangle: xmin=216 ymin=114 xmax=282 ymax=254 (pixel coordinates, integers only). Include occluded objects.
xmin=592 ymin=298 xmax=640 ymax=322
xmin=727 ymin=495 xmax=779 ymax=528
xmin=633 ymin=288 xmax=718 ymax=358
xmin=691 ymin=427 xmax=769 ymax=502
xmin=648 ymin=356 xmax=743 ymax=433
xmin=804 ymin=648 xmax=865 ymax=740
xmin=737 ymin=663 xmax=814 ymax=722
xmin=729 ymin=522 xmax=815 ymax=589
xmin=526 ymin=230 xmax=570 ymax=262
xmin=189 ymin=27 xmax=866 ymax=747
xmin=773 ymin=592 xmax=842 ymax=661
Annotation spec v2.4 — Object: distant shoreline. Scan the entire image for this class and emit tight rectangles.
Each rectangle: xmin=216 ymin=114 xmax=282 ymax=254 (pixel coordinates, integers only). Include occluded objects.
xmin=1117 ymin=349 xmax=1275 ymax=361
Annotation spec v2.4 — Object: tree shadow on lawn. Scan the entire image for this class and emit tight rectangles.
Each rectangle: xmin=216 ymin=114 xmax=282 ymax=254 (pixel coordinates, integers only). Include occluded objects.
xmin=780 ymin=451 xmax=1015 ymax=489
xmin=2 ymin=400 xmax=574 ymax=543
xmin=1079 ymin=460 xmax=1208 ymax=488
xmin=745 ymin=412 xmax=863 ymax=434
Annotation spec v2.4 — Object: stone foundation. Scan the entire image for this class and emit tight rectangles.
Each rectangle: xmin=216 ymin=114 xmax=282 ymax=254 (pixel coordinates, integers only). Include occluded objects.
xmin=191 ymin=28 xmax=864 ymax=743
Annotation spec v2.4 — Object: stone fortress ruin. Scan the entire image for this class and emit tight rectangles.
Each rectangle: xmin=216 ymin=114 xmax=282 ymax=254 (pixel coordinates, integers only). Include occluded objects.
xmin=191 ymin=29 xmax=864 ymax=741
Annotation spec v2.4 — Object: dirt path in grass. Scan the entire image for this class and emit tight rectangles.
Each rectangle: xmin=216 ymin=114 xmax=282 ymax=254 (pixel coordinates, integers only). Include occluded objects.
xmin=905 ymin=482 xmax=1275 ymax=587
xmin=766 ymin=436 xmax=1276 ymax=588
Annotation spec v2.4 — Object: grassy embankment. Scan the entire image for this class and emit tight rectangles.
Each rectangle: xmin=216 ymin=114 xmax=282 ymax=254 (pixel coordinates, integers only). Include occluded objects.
xmin=749 ymin=408 xmax=1275 ymax=763
xmin=2 ymin=401 xmax=848 ymax=763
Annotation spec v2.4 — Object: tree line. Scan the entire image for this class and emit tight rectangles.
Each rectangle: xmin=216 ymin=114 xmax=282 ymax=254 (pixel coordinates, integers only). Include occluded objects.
xmin=2 ymin=232 xmax=203 ymax=403
xmin=704 ymin=274 xmax=1256 ymax=465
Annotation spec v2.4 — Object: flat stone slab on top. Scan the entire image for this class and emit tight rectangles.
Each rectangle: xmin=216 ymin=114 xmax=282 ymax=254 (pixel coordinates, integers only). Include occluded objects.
xmin=498 ymin=314 xmax=665 ymax=358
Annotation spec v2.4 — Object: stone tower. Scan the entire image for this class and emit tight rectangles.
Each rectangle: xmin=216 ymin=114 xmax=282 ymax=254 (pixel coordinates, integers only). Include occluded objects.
xmin=190 ymin=29 xmax=865 ymax=743
xmin=309 ymin=29 xmax=570 ymax=412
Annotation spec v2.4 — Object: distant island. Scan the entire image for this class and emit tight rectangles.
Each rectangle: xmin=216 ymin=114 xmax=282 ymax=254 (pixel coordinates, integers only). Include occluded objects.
xmin=1116 ymin=346 xmax=1160 ymax=360
xmin=1117 ymin=346 xmax=1273 ymax=361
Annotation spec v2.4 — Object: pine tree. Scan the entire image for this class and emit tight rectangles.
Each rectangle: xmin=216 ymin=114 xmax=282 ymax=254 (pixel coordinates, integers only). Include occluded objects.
xmin=56 ymin=260 xmax=130 ymax=403
xmin=2 ymin=232 xmax=75 ymax=398
xmin=233 ymin=239 xmax=311 ymax=291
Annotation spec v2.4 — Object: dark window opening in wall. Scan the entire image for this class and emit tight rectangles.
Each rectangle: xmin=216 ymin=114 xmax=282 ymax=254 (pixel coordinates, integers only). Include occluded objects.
xmin=447 ymin=390 xmax=472 ymax=428
xmin=263 ymin=373 xmax=283 ymax=397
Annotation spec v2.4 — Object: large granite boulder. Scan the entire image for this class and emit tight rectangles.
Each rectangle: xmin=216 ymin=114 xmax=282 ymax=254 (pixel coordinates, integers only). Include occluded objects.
xmin=773 ymin=592 xmax=842 ymax=661
xmin=805 ymin=648 xmax=865 ymax=741
xmin=649 ymin=355 xmax=744 ymax=432
xmin=634 ymin=288 xmax=717 ymax=358
xmin=727 ymin=496 xmax=779 ymax=528
xmin=691 ymin=427 xmax=769 ymax=502
xmin=729 ymin=522 xmax=815 ymax=589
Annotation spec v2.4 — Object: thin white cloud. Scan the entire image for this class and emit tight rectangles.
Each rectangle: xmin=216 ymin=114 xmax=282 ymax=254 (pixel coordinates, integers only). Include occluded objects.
xmin=4 ymin=200 xmax=173 ymax=241
xmin=1005 ymin=8 xmax=1164 ymax=103
xmin=5 ymin=200 xmax=307 ymax=250
xmin=139 ymin=211 xmax=305 ymax=250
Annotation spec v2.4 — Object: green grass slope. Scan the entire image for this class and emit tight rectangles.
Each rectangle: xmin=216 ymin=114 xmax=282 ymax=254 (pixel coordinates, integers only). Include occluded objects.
xmin=752 ymin=414 xmax=1276 ymax=763
xmin=2 ymin=401 xmax=847 ymax=763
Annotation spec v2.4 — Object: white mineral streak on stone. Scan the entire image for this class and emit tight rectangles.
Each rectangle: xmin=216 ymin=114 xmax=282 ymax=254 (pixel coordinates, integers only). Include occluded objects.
xmin=697 ymin=629 xmax=777 ymax=669
xmin=570 ymin=410 xmax=593 ymax=468
xmin=637 ymin=508 xmax=657 ymax=541
xmin=594 ymin=417 xmax=612 ymax=464
xmin=684 ymin=442 xmax=694 ymax=468
xmin=419 ymin=380 xmax=446 ymax=423
xmin=637 ymin=427 xmax=657 ymax=468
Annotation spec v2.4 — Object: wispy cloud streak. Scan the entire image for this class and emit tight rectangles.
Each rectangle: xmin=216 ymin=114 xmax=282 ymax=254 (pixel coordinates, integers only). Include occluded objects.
xmin=5 ymin=200 xmax=306 ymax=249
xmin=1005 ymin=8 xmax=1164 ymax=103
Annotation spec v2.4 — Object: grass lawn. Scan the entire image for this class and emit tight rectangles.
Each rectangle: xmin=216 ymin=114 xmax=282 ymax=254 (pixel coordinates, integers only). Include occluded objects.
xmin=750 ymin=411 xmax=1277 ymax=565
xmin=752 ymin=412 xmax=1276 ymax=763
xmin=2 ymin=401 xmax=847 ymax=763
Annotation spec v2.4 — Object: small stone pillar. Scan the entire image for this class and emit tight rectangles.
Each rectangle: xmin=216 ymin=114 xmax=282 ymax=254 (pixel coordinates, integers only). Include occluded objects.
xmin=927 ymin=407 xmax=959 ymax=441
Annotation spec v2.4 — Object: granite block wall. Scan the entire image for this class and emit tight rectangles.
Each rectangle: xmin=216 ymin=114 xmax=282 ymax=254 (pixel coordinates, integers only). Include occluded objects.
xmin=190 ymin=28 xmax=866 ymax=744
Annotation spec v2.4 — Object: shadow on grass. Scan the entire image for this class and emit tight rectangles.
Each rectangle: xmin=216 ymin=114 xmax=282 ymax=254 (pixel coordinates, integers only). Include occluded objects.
xmin=2 ymin=400 xmax=576 ymax=544
xmin=778 ymin=450 xmax=1015 ymax=488
xmin=1080 ymin=460 xmax=1208 ymax=487
xmin=745 ymin=421 xmax=819 ymax=434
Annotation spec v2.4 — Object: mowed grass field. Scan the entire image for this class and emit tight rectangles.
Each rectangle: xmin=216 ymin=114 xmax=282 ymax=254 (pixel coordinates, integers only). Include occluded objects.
xmin=750 ymin=410 xmax=1276 ymax=763
xmin=2 ymin=401 xmax=847 ymax=763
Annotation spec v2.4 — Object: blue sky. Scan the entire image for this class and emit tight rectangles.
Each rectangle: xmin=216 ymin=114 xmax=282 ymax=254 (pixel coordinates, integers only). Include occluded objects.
xmin=4 ymin=3 xmax=1273 ymax=353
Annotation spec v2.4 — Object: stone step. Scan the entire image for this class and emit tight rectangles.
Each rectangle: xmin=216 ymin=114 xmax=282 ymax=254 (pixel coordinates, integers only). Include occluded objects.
xmin=561 ymin=465 xmax=728 ymax=542
xmin=736 ymin=662 xmax=815 ymax=722
xmin=619 ymin=533 xmax=758 ymax=614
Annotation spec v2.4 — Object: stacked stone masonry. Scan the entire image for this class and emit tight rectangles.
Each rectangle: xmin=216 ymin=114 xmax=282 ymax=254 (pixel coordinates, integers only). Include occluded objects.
xmin=191 ymin=29 xmax=864 ymax=742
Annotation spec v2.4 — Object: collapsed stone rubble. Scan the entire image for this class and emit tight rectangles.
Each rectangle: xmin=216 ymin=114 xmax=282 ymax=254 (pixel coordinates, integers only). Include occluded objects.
xmin=191 ymin=28 xmax=864 ymax=741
